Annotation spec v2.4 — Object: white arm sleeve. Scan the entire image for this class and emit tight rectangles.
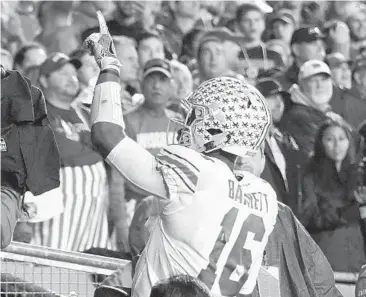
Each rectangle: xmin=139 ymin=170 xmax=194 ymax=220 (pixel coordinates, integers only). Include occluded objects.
xmin=106 ymin=137 xmax=168 ymax=200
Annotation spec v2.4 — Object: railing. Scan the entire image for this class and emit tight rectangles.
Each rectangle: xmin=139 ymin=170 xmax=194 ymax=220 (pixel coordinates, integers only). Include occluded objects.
xmin=1 ymin=242 xmax=132 ymax=297
xmin=334 ymin=271 xmax=358 ymax=284
xmin=0 ymin=242 xmax=358 ymax=297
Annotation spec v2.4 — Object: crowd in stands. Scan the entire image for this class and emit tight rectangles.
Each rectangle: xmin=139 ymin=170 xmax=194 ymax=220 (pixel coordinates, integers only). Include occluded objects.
xmin=2 ymin=0 xmax=366 ymax=290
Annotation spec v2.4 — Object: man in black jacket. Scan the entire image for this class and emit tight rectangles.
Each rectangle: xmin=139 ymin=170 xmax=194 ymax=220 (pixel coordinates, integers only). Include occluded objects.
xmin=256 ymin=78 xmax=303 ymax=212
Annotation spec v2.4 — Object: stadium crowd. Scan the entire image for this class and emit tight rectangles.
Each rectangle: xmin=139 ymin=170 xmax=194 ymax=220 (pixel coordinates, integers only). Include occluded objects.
xmin=2 ymin=0 xmax=366 ymax=296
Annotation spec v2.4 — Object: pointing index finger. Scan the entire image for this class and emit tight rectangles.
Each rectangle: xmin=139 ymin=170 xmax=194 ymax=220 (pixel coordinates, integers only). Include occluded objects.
xmin=97 ymin=10 xmax=109 ymax=35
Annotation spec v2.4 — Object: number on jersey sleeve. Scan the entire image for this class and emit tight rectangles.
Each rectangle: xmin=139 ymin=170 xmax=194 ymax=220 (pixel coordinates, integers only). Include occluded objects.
xmin=198 ymin=207 xmax=266 ymax=296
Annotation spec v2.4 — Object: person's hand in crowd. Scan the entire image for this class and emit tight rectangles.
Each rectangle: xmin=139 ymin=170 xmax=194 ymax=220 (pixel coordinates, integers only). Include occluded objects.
xmin=355 ymin=186 xmax=366 ymax=205
xmin=328 ymin=21 xmax=351 ymax=44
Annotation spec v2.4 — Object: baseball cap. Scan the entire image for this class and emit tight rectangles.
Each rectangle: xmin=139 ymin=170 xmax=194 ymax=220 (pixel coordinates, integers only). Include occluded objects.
xmin=298 ymin=60 xmax=331 ymax=81
xmin=256 ymin=77 xmax=290 ymax=99
xmin=290 ymin=26 xmax=325 ymax=45
xmin=143 ymin=58 xmax=172 ymax=79
xmin=40 ymin=52 xmax=81 ymax=76
xmin=325 ymin=52 xmax=352 ymax=68
xmin=269 ymin=9 xmax=296 ymax=27
xmin=197 ymin=28 xmax=242 ymax=53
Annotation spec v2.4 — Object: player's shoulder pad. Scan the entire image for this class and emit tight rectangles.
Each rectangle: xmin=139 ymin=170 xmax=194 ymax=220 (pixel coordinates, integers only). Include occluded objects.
xmin=156 ymin=145 xmax=210 ymax=193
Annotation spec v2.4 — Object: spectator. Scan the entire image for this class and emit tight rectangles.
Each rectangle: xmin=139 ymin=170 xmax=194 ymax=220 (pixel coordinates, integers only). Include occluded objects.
xmin=336 ymin=54 xmax=366 ymax=129
xmin=33 ymin=52 xmax=115 ymax=252
xmin=70 ymin=48 xmax=100 ymax=107
xmin=137 ymin=32 xmax=165 ymax=69
xmin=326 ymin=1 xmax=361 ymax=23
xmin=265 ymin=39 xmax=292 ymax=68
xmin=124 ymin=58 xmax=182 ymax=156
xmin=196 ymin=28 xmax=244 ymax=82
xmin=234 ymin=3 xmax=285 ymax=83
xmin=157 ymin=1 xmax=202 ymax=56
xmin=1 ymin=48 xmax=13 ymax=71
xmin=13 ymin=43 xmax=47 ymax=74
xmin=179 ymin=28 xmax=205 ymax=89
xmin=150 ymin=275 xmax=211 ymax=297
xmin=35 ymin=1 xmax=81 ymax=55
xmin=276 ymin=24 xmax=352 ymax=118
xmin=301 ymin=1 xmax=329 ymax=28
xmin=267 ymin=9 xmax=296 ymax=45
xmin=169 ymin=59 xmax=193 ymax=115
xmin=71 ymin=48 xmax=99 ymax=89
xmin=298 ymin=120 xmax=366 ymax=272
xmin=256 ymin=78 xmax=302 ymax=210
xmin=113 ymin=36 xmax=143 ymax=115
xmin=279 ymin=60 xmax=350 ymax=158
xmin=179 ymin=28 xmax=204 ymax=63
xmin=325 ymin=52 xmax=352 ymax=89
xmin=276 ymin=26 xmax=326 ymax=90
xmin=346 ymin=5 xmax=366 ymax=60
xmin=82 ymin=1 xmax=162 ymax=42
xmin=279 ymin=1 xmax=303 ymax=26
xmin=142 ymin=1 xmax=162 ymax=33
xmin=72 ymin=1 xmax=117 ymax=33
xmin=113 ymin=35 xmax=139 ymax=84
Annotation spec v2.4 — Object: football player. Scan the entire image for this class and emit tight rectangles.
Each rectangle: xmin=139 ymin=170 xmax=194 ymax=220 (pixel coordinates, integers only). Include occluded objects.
xmin=85 ymin=12 xmax=278 ymax=297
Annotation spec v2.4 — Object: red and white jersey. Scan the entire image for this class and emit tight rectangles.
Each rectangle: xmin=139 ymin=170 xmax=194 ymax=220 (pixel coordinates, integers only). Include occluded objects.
xmin=131 ymin=145 xmax=278 ymax=297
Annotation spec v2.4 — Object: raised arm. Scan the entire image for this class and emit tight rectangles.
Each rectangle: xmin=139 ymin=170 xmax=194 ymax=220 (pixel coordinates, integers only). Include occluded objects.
xmin=85 ymin=11 xmax=168 ymax=200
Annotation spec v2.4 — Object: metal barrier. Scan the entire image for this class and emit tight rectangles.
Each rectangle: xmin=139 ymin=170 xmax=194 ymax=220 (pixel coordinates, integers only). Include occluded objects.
xmin=334 ymin=271 xmax=358 ymax=284
xmin=0 ymin=242 xmax=358 ymax=297
xmin=0 ymin=242 xmax=132 ymax=297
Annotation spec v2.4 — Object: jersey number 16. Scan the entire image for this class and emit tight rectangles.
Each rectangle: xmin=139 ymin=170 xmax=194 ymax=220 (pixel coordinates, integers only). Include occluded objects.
xmin=198 ymin=207 xmax=265 ymax=296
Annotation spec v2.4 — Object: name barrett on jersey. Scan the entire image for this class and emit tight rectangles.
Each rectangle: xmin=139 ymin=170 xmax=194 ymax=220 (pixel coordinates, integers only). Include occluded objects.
xmin=228 ymin=179 xmax=269 ymax=214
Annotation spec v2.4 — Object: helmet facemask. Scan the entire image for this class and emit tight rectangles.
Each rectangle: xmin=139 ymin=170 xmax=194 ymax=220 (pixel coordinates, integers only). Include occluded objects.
xmin=168 ymin=98 xmax=229 ymax=153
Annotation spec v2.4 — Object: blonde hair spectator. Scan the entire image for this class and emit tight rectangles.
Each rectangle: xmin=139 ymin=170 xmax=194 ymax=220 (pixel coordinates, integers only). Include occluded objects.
xmin=170 ymin=60 xmax=193 ymax=102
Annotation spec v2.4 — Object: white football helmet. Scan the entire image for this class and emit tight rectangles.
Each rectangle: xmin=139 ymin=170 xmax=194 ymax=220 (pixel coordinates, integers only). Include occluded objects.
xmin=173 ymin=77 xmax=272 ymax=157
